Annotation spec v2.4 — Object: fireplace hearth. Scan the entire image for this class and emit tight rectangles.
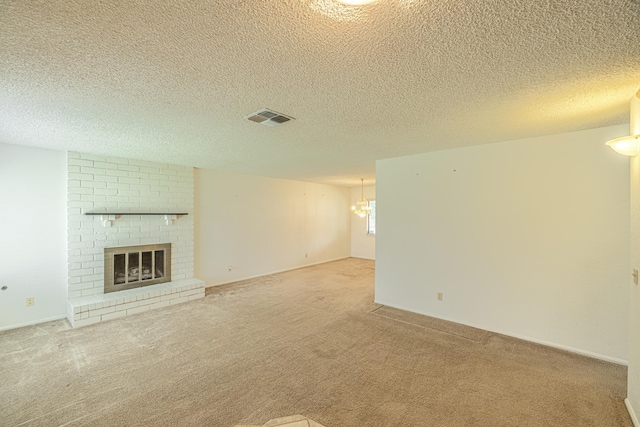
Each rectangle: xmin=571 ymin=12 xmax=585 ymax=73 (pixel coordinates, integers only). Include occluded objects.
xmin=104 ymin=243 xmax=171 ymax=293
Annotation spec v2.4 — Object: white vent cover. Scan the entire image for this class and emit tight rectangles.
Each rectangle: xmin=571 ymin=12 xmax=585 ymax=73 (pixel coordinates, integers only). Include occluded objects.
xmin=245 ymin=109 xmax=295 ymax=127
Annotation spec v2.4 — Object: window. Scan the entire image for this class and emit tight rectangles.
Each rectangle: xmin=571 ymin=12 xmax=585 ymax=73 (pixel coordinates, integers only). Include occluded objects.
xmin=366 ymin=200 xmax=376 ymax=234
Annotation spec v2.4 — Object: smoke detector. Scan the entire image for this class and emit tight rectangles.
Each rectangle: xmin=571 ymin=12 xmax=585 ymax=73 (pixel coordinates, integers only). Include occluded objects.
xmin=245 ymin=109 xmax=295 ymax=127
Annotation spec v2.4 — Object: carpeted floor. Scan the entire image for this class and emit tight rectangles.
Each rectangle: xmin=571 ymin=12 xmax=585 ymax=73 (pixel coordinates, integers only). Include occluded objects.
xmin=0 ymin=258 xmax=632 ymax=426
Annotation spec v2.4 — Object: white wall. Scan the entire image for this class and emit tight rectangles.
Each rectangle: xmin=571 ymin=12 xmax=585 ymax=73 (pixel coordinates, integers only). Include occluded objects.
xmin=0 ymin=143 xmax=67 ymax=330
xmin=195 ymin=169 xmax=351 ymax=285
xmin=351 ymin=184 xmax=376 ymax=259
xmin=376 ymin=125 xmax=630 ymax=363
xmin=626 ymin=92 xmax=640 ymax=423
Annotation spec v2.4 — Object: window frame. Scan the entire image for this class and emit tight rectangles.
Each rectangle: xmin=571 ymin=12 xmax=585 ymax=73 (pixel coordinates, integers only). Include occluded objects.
xmin=366 ymin=199 xmax=376 ymax=235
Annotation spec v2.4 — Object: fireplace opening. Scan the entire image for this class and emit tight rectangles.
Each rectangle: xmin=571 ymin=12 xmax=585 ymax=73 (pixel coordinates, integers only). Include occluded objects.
xmin=104 ymin=244 xmax=171 ymax=293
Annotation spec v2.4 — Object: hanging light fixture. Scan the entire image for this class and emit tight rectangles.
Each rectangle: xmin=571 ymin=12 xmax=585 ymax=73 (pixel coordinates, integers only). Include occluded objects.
xmin=352 ymin=178 xmax=372 ymax=218
xmin=606 ymin=134 xmax=640 ymax=157
xmin=606 ymin=89 xmax=640 ymax=156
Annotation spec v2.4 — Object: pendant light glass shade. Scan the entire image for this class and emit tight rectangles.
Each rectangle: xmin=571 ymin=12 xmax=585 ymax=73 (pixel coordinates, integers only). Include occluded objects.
xmin=606 ymin=134 xmax=640 ymax=157
xmin=351 ymin=179 xmax=372 ymax=217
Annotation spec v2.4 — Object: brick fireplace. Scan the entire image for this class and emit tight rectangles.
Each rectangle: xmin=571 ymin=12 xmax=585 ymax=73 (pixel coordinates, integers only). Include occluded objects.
xmin=66 ymin=152 xmax=204 ymax=327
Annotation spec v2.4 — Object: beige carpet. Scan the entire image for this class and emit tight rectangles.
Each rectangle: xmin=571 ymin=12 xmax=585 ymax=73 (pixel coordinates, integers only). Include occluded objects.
xmin=0 ymin=258 xmax=632 ymax=426
xmin=235 ymin=414 xmax=325 ymax=426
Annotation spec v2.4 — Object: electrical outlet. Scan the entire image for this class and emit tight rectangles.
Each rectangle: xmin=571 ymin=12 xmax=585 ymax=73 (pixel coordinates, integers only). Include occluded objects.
xmin=437 ymin=292 xmax=443 ymax=301
xmin=634 ymin=268 xmax=639 ymax=285
xmin=305 ymin=253 xmax=308 ymax=258
xmin=26 ymin=297 xmax=34 ymax=307
xmin=228 ymin=266 xmax=232 ymax=272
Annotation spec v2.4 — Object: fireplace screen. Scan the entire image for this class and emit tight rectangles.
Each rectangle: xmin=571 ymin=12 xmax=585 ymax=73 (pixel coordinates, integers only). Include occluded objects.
xmin=104 ymin=243 xmax=171 ymax=293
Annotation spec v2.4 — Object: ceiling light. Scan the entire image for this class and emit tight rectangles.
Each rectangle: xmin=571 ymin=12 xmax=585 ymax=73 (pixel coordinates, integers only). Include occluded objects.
xmin=605 ymin=134 xmax=640 ymax=157
xmin=607 ymin=89 xmax=640 ymax=156
xmin=337 ymin=0 xmax=376 ymax=5
xmin=351 ymin=178 xmax=372 ymax=218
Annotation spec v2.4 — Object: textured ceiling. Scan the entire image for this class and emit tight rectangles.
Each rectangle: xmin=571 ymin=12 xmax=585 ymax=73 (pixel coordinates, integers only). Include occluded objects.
xmin=1 ymin=0 xmax=639 ymax=186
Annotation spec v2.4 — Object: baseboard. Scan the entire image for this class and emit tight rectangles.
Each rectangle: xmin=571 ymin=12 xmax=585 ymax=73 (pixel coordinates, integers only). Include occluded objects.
xmin=626 ymin=399 xmax=639 ymax=427
xmin=373 ymin=301 xmax=627 ymax=366
xmin=350 ymin=255 xmax=375 ymax=260
xmin=0 ymin=315 xmax=67 ymax=332
xmin=205 ymin=256 xmax=351 ymax=288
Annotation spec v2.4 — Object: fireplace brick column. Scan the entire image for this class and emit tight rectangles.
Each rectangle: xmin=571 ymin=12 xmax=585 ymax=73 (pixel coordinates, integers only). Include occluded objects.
xmin=66 ymin=152 xmax=201 ymax=327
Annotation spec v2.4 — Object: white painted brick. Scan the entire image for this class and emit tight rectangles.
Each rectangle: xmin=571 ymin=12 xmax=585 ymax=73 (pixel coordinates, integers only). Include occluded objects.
xmin=80 ymin=153 xmax=107 ymax=162
xmin=115 ymin=300 xmax=139 ymax=311
xmin=169 ymin=296 xmax=189 ymax=305
xmin=93 ymin=175 xmax=118 ymax=183
xmin=67 ymin=154 xmax=194 ymax=310
xmin=72 ymin=282 xmax=97 ymax=291
xmin=149 ymin=300 xmax=171 ymax=310
xmin=129 ymin=172 xmax=150 ymax=179
xmin=69 ymin=268 xmax=94 ymax=277
xmin=139 ymin=166 xmax=160 ymax=174
xmin=161 ymin=293 xmax=180 ymax=302
xmin=94 ymin=188 xmax=118 ymax=196
xmin=90 ymin=306 xmax=116 ymax=317
xmin=102 ymin=310 xmax=127 ymax=321
xmin=75 ymin=159 xmax=95 ymax=167
xmin=93 ymin=161 xmax=117 ymax=170
xmin=136 ymin=292 xmax=151 ymax=301
xmin=81 ymin=274 xmax=102 ymax=283
xmin=81 ymin=167 xmax=106 ymax=175
xmin=81 ymin=288 xmax=102 ymax=296
xmin=82 ymin=180 xmax=106 ymax=188
xmin=69 ymin=172 xmax=93 ymax=181
xmin=138 ymin=296 xmax=162 ymax=306
xmin=68 ymin=201 xmax=90 ymax=209
xmin=188 ymin=294 xmax=204 ymax=301
xmin=106 ymin=156 xmax=126 ymax=164
xmin=72 ymin=187 xmax=95 ymax=196
xmin=127 ymin=305 xmax=150 ymax=315
xmin=82 ymin=261 xmax=102 ymax=268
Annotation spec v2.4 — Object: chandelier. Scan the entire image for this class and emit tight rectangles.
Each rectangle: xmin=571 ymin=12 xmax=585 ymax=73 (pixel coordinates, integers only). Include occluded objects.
xmin=351 ymin=178 xmax=372 ymax=218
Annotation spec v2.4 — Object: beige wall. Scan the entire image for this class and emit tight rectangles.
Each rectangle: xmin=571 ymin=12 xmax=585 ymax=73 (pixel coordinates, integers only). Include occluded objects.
xmin=376 ymin=125 xmax=630 ymax=362
xmin=0 ymin=143 xmax=67 ymax=330
xmin=626 ymin=91 xmax=640 ymax=424
xmin=194 ymin=169 xmax=351 ymax=286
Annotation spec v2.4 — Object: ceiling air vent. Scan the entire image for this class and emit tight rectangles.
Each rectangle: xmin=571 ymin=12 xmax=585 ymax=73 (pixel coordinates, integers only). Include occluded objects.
xmin=245 ymin=109 xmax=295 ymax=127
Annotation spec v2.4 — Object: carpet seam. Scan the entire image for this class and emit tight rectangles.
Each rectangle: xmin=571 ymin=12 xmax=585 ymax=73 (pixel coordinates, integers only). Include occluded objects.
xmin=370 ymin=308 xmax=490 ymax=344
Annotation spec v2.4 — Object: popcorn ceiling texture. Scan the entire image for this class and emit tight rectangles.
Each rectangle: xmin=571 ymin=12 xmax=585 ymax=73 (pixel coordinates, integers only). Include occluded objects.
xmin=1 ymin=1 xmax=639 ymax=186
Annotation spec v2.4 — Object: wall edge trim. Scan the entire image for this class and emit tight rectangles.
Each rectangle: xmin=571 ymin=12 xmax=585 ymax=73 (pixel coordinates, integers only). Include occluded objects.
xmin=626 ymin=398 xmax=639 ymax=427
xmin=0 ymin=315 xmax=67 ymax=332
xmin=205 ymin=256 xmax=351 ymax=287
xmin=373 ymin=300 xmax=627 ymax=365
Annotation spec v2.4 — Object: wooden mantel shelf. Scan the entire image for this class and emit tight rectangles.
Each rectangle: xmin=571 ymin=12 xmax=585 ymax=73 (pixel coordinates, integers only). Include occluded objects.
xmin=85 ymin=209 xmax=188 ymax=216
xmin=85 ymin=209 xmax=188 ymax=226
